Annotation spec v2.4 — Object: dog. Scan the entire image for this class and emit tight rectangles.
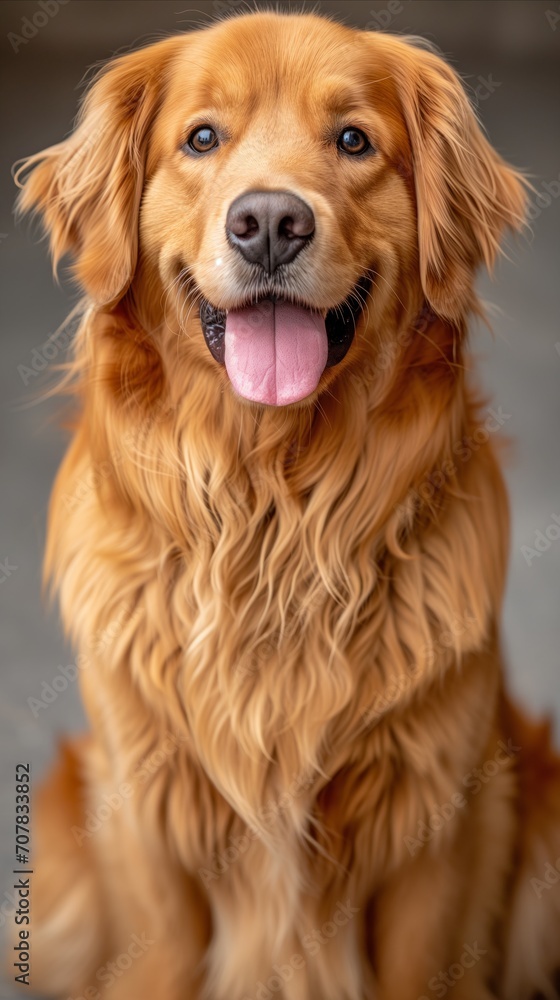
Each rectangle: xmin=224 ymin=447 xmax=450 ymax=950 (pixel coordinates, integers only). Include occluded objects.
xmin=14 ymin=11 xmax=560 ymax=1000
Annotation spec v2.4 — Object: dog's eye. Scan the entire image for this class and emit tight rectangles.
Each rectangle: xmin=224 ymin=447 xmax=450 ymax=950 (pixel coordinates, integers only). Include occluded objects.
xmin=337 ymin=128 xmax=370 ymax=156
xmin=186 ymin=126 xmax=219 ymax=154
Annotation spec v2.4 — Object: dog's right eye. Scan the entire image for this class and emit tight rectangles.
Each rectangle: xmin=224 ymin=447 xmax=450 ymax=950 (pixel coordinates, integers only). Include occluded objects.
xmin=185 ymin=126 xmax=219 ymax=154
xmin=337 ymin=128 xmax=370 ymax=156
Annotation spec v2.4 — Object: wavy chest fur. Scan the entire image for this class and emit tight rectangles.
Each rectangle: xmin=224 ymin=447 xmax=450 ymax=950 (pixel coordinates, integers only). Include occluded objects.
xmin=45 ymin=331 xmax=509 ymax=998
xmin=52 ymin=352 xmax=503 ymax=855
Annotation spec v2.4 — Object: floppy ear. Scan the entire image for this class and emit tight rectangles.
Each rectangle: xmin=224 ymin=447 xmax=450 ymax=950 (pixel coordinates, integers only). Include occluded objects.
xmin=15 ymin=36 xmax=180 ymax=304
xmin=377 ymin=36 xmax=528 ymax=320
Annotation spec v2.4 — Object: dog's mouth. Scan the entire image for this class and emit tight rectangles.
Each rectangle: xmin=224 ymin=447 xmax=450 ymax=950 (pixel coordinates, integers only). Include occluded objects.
xmin=199 ymin=276 xmax=371 ymax=406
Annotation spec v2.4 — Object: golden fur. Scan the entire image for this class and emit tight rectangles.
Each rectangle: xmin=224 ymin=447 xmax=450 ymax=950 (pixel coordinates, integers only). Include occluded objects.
xmin=14 ymin=12 xmax=560 ymax=999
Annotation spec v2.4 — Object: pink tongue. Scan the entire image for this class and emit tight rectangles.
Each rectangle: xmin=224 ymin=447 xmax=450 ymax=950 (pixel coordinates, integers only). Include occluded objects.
xmin=224 ymin=300 xmax=328 ymax=406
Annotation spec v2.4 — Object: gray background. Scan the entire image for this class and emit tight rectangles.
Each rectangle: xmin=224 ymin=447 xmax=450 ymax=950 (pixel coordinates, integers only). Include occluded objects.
xmin=0 ymin=1 xmax=558 ymax=996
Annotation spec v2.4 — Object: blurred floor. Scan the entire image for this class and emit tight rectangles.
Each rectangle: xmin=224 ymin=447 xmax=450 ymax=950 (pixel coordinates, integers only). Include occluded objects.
xmin=0 ymin=2 xmax=559 ymax=997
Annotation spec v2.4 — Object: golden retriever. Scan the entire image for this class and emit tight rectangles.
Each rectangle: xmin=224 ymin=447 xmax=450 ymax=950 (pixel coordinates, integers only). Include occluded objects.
xmin=14 ymin=11 xmax=560 ymax=1000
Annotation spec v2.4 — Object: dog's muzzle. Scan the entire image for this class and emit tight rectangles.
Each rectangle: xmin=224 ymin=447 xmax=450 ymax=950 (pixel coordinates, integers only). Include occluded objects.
xmin=199 ymin=276 xmax=371 ymax=406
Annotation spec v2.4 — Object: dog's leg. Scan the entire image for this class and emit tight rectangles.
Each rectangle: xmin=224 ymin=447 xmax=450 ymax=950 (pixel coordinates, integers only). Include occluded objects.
xmin=371 ymin=849 xmax=497 ymax=1000
xmin=86 ymin=816 xmax=210 ymax=1000
xmin=501 ymin=704 xmax=560 ymax=1000
xmin=23 ymin=734 xmax=211 ymax=1000
xmin=371 ymin=760 xmax=518 ymax=1000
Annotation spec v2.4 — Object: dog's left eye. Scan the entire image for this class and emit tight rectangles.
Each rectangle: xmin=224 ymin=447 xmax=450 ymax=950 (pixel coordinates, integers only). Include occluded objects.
xmin=186 ymin=126 xmax=219 ymax=154
xmin=337 ymin=128 xmax=370 ymax=156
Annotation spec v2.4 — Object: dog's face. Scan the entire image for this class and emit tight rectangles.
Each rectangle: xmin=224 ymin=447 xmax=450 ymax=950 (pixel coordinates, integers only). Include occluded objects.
xmin=18 ymin=12 xmax=526 ymax=407
xmin=142 ymin=15 xmax=415 ymax=406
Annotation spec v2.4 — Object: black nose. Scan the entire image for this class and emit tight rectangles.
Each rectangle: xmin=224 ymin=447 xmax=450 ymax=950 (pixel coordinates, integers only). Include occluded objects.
xmin=226 ymin=190 xmax=315 ymax=274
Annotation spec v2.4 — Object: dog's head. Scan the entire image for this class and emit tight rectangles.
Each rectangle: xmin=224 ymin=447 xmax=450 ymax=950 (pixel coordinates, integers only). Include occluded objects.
xmin=17 ymin=12 xmax=526 ymax=407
